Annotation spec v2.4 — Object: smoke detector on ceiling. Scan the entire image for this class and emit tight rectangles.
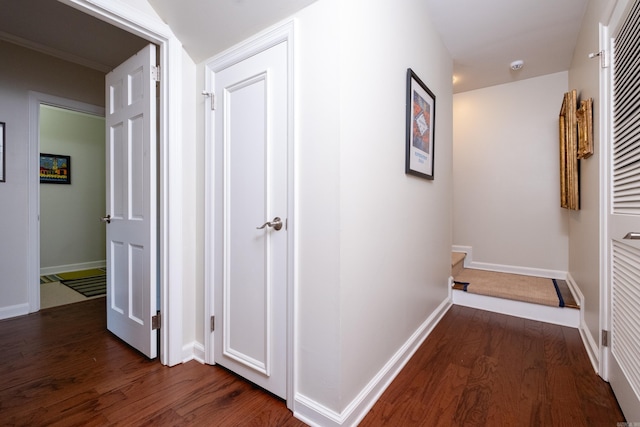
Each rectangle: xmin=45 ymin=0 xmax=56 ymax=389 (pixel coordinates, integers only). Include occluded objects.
xmin=510 ymin=60 xmax=524 ymax=71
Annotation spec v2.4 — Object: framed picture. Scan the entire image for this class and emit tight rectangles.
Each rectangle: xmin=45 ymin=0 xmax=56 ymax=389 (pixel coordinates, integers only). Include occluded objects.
xmin=40 ymin=153 xmax=71 ymax=184
xmin=406 ymin=68 xmax=436 ymax=180
xmin=0 ymin=122 xmax=5 ymax=182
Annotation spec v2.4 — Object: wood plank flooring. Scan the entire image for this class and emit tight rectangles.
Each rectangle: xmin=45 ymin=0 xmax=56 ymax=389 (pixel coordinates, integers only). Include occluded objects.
xmin=0 ymin=299 xmax=625 ymax=426
xmin=0 ymin=298 xmax=303 ymax=427
xmin=360 ymin=305 xmax=625 ymax=426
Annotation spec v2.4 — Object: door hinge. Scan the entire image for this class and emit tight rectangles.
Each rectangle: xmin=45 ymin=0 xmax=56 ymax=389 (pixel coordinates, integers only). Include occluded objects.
xmin=152 ymin=311 xmax=161 ymax=330
xmin=589 ymin=50 xmax=609 ymax=69
xmin=202 ymin=91 xmax=215 ymax=110
xmin=602 ymin=329 xmax=609 ymax=347
xmin=151 ymin=65 xmax=160 ymax=82
xmin=210 ymin=315 xmax=215 ymax=332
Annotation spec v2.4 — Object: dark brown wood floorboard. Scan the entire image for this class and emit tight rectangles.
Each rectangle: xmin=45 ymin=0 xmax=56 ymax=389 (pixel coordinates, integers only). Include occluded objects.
xmin=361 ymin=305 xmax=625 ymax=426
xmin=0 ymin=300 xmax=625 ymax=426
xmin=0 ymin=298 xmax=304 ymax=427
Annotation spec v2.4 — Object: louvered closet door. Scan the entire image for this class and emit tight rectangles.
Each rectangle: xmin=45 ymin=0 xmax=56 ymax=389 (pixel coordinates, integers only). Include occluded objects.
xmin=609 ymin=0 xmax=640 ymax=420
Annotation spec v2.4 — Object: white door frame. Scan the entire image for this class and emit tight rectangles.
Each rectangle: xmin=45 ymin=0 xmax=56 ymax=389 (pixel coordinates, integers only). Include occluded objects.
xmin=27 ymin=0 xmax=184 ymax=366
xmin=203 ymin=20 xmax=296 ymax=407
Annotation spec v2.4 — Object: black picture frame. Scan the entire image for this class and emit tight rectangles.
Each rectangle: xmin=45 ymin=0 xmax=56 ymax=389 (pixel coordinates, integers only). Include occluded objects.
xmin=405 ymin=68 xmax=436 ymax=180
xmin=0 ymin=122 xmax=5 ymax=183
xmin=40 ymin=153 xmax=71 ymax=184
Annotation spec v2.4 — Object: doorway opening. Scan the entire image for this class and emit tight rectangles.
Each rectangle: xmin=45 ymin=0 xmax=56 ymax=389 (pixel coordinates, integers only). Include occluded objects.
xmin=38 ymin=103 xmax=106 ymax=310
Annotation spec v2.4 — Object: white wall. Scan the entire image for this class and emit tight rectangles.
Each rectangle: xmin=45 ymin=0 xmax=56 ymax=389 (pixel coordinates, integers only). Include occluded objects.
xmin=0 ymin=42 xmax=103 ymax=318
xmin=293 ymin=0 xmax=453 ymax=415
xmin=337 ymin=0 xmax=453 ymax=411
xmin=39 ymin=105 xmax=106 ymax=271
xmin=453 ymin=72 xmax=570 ymax=273
xmin=567 ymin=0 xmax=610 ymax=356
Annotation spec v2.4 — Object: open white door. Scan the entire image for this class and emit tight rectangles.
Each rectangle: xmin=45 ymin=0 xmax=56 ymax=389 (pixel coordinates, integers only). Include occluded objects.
xmin=606 ymin=0 xmax=640 ymax=420
xmin=104 ymin=44 xmax=158 ymax=359
xmin=211 ymin=40 xmax=289 ymax=398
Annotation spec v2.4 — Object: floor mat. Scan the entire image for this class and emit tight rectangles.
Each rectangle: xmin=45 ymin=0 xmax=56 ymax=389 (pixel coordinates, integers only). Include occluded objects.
xmin=61 ymin=275 xmax=106 ymax=297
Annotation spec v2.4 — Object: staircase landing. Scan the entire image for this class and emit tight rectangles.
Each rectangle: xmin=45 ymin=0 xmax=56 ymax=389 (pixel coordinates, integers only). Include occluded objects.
xmin=450 ymin=252 xmax=580 ymax=328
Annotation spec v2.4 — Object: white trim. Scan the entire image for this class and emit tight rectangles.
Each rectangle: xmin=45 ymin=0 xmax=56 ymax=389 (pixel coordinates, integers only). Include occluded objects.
xmin=54 ymin=0 xmax=183 ymax=366
xmin=567 ymin=272 xmax=599 ymax=373
xmin=451 ymin=245 xmax=567 ymax=279
xmin=0 ymin=303 xmax=30 ymax=321
xmin=40 ymin=261 xmax=106 ymax=276
xmin=293 ymin=298 xmax=452 ymax=427
xmin=203 ymin=19 xmax=296 ymax=406
xmin=452 ymin=290 xmax=579 ymax=328
xmin=598 ymin=9 xmax=615 ymax=382
xmin=182 ymin=341 xmax=206 ymax=364
xmin=451 ymin=245 xmax=472 ymax=268
xmin=466 ymin=260 xmax=567 ymax=280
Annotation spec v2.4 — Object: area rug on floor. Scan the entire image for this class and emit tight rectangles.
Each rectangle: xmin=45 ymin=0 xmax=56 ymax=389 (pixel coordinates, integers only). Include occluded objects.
xmin=40 ymin=268 xmax=105 ymax=284
xmin=61 ymin=275 xmax=106 ymax=297
xmin=453 ymin=269 xmax=563 ymax=307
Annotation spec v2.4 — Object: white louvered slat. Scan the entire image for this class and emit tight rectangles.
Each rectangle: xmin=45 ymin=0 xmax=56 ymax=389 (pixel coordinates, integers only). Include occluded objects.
xmin=612 ymin=22 xmax=640 ymax=214
xmin=612 ymin=242 xmax=640 ymax=399
xmin=609 ymin=1 xmax=640 ymax=419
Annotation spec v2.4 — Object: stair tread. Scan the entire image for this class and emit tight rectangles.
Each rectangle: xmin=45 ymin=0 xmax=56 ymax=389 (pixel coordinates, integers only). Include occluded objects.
xmin=451 ymin=251 xmax=466 ymax=266
xmin=451 ymin=269 xmax=579 ymax=310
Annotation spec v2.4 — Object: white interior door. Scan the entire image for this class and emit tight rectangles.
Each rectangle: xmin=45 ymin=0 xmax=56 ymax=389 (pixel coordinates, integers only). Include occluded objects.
xmin=105 ymin=44 xmax=158 ymax=359
xmin=607 ymin=0 xmax=640 ymax=420
xmin=212 ymin=40 xmax=288 ymax=398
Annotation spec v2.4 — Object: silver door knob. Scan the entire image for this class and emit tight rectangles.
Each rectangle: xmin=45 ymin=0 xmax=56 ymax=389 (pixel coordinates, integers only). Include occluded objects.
xmin=100 ymin=214 xmax=111 ymax=224
xmin=257 ymin=217 xmax=283 ymax=231
xmin=623 ymin=232 xmax=640 ymax=240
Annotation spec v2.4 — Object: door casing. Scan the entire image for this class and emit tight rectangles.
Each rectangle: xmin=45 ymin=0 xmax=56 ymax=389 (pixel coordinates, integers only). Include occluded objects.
xmin=203 ymin=20 xmax=296 ymax=408
xmin=27 ymin=0 xmax=184 ymax=366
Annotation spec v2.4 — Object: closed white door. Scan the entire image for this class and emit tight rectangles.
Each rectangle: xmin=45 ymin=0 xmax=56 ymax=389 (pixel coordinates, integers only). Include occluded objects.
xmin=105 ymin=44 xmax=158 ymax=359
xmin=607 ymin=0 xmax=640 ymax=420
xmin=212 ymin=40 xmax=288 ymax=398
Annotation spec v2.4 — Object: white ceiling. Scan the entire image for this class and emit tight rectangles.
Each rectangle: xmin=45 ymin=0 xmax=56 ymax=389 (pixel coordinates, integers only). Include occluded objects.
xmin=0 ymin=0 xmax=588 ymax=93
xmin=146 ymin=0 xmax=318 ymax=62
xmin=425 ymin=0 xmax=589 ymax=93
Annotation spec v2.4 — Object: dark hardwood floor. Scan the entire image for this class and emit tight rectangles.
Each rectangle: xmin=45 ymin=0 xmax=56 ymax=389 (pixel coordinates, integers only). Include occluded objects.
xmin=360 ymin=305 xmax=625 ymax=426
xmin=0 ymin=299 xmax=625 ymax=426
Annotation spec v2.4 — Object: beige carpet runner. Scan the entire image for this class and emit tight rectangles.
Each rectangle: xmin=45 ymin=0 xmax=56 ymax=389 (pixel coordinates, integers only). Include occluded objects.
xmin=453 ymin=268 xmax=562 ymax=307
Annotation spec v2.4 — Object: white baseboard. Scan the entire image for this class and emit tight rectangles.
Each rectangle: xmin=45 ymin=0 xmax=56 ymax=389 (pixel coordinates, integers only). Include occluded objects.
xmin=0 ymin=303 xmax=30 ymax=320
xmin=567 ymin=273 xmax=599 ymax=373
xmin=451 ymin=245 xmax=472 ymax=268
xmin=468 ymin=261 xmax=567 ymax=280
xmin=450 ymin=245 xmax=567 ymax=280
xmin=294 ymin=298 xmax=452 ymax=427
xmin=40 ymin=261 xmax=106 ymax=276
xmin=452 ymin=290 xmax=579 ymax=328
xmin=182 ymin=341 xmax=205 ymax=364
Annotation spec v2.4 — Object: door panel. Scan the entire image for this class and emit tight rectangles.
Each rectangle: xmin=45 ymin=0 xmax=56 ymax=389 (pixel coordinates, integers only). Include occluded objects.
xmin=214 ymin=41 xmax=288 ymax=398
xmin=105 ymin=44 xmax=157 ymax=359
xmin=607 ymin=0 xmax=640 ymax=419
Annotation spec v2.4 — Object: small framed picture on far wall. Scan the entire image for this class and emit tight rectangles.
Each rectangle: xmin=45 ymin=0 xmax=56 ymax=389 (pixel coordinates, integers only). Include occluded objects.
xmin=40 ymin=153 xmax=71 ymax=184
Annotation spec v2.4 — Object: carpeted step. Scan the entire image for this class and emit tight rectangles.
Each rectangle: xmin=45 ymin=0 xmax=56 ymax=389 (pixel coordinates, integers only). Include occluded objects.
xmin=452 ymin=268 xmax=579 ymax=309
xmin=451 ymin=251 xmax=466 ymax=277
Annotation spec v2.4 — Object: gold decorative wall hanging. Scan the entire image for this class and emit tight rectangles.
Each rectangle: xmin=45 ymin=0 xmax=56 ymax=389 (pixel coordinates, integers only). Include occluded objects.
xmin=559 ymin=90 xmax=579 ymax=210
xmin=577 ymin=98 xmax=594 ymax=159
